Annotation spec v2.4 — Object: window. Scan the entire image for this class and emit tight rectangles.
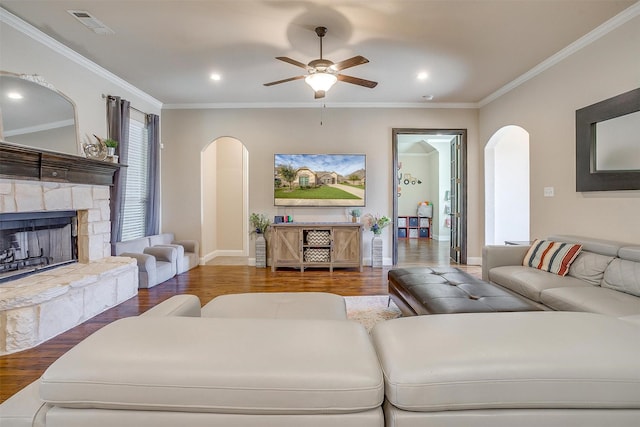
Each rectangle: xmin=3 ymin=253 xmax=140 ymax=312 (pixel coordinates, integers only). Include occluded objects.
xmin=121 ymin=110 xmax=150 ymax=241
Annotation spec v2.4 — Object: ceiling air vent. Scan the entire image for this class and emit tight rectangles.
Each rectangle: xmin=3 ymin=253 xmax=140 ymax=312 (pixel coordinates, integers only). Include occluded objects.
xmin=67 ymin=10 xmax=115 ymax=35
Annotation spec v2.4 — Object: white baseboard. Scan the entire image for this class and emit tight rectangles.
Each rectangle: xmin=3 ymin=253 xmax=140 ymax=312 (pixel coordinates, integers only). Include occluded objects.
xmin=363 ymin=257 xmax=393 ymax=266
xmin=466 ymin=256 xmax=482 ymax=266
xmin=201 ymin=250 xmax=247 ymax=265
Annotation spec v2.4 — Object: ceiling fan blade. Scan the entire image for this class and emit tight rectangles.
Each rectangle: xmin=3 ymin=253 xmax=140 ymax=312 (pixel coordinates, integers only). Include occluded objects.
xmin=314 ymin=90 xmax=326 ymax=99
xmin=263 ymin=75 xmax=306 ymax=86
xmin=337 ymin=74 xmax=378 ymax=88
xmin=331 ymin=55 xmax=369 ymax=71
xmin=276 ymin=57 xmax=309 ymax=69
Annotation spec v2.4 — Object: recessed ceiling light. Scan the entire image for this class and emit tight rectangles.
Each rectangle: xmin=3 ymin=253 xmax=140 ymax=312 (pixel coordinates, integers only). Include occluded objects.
xmin=422 ymin=95 xmax=434 ymax=101
xmin=7 ymin=92 xmax=23 ymax=100
xmin=417 ymin=71 xmax=429 ymax=80
xmin=210 ymin=73 xmax=222 ymax=81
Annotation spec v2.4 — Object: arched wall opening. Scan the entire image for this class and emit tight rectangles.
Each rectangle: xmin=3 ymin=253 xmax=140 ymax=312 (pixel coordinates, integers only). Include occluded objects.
xmin=201 ymin=137 xmax=249 ymax=263
xmin=484 ymin=125 xmax=530 ymax=245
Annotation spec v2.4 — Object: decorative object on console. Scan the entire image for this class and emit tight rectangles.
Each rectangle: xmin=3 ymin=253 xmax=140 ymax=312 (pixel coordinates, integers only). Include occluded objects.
xmin=349 ymin=208 xmax=361 ymax=223
xmin=274 ymin=153 xmax=365 ymax=207
xmin=523 ymin=239 xmax=582 ymax=276
xmin=249 ymin=213 xmax=270 ymax=268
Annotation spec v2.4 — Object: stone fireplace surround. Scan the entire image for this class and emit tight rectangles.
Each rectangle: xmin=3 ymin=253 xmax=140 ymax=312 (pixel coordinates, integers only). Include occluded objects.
xmin=0 ymin=178 xmax=138 ymax=355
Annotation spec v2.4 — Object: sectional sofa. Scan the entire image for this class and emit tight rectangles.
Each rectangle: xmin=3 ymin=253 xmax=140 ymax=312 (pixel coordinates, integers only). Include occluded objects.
xmin=483 ymin=234 xmax=640 ymax=323
xmin=2 ymin=291 xmax=640 ymax=427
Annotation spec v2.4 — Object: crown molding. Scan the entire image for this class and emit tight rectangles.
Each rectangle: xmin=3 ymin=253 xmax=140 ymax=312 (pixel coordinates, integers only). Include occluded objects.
xmin=0 ymin=7 xmax=163 ymax=110
xmin=479 ymin=1 xmax=640 ymax=107
xmin=162 ymin=101 xmax=478 ymax=110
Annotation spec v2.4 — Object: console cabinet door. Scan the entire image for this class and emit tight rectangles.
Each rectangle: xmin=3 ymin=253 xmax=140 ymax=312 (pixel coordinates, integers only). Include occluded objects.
xmin=332 ymin=227 xmax=361 ymax=266
xmin=272 ymin=228 xmax=301 ymax=268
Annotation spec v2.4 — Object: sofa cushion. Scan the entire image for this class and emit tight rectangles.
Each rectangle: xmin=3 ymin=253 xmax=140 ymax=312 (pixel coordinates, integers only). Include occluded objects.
xmin=113 ymin=237 xmax=150 ymax=255
xmin=40 ymin=317 xmax=383 ymax=414
xmin=567 ymin=251 xmax=615 ymax=286
xmin=523 ymin=239 xmax=582 ymax=276
xmin=489 ymin=266 xmax=589 ymax=302
xmin=541 ymin=286 xmax=640 ymax=316
xmin=148 ymin=233 xmax=175 ymax=246
xmin=371 ymin=312 xmax=640 ymax=412
xmin=602 ymin=258 xmax=640 ymax=297
xmin=201 ymin=292 xmax=347 ymax=320
xmin=619 ymin=246 xmax=640 ymax=262
xmin=547 ymin=235 xmax=623 ymax=257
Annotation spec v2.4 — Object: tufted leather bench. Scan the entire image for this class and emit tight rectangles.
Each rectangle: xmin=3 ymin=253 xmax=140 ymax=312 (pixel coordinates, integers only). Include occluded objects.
xmin=388 ymin=266 xmax=543 ymax=315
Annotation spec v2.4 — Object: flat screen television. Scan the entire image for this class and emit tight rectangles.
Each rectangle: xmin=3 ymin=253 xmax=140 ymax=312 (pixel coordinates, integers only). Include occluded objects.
xmin=274 ymin=154 xmax=366 ymax=207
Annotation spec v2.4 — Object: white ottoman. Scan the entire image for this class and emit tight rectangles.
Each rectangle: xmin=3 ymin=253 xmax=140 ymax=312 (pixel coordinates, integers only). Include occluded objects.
xmin=201 ymin=292 xmax=347 ymax=320
xmin=37 ymin=316 xmax=383 ymax=426
xmin=371 ymin=311 xmax=640 ymax=427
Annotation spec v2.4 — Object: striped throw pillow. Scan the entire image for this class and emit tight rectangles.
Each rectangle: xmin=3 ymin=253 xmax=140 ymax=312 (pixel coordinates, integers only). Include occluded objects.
xmin=523 ymin=239 xmax=583 ymax=276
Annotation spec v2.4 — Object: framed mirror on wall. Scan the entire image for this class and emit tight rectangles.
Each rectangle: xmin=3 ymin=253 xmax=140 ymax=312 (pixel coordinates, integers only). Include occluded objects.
xmin=576 ymin=87 xmax=640 ymax=191
xmin=0 ymin=71 xmax=80 ymax=155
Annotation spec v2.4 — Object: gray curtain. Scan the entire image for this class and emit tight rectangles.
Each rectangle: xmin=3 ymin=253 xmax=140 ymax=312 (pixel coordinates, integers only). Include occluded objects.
xmin=107 ymin=96 xmax=130 ymax=249
xmin=145 ymin=114 xmax=160 ymax=236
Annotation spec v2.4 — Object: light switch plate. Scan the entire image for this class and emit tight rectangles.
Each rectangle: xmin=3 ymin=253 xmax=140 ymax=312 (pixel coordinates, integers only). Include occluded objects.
xmin=544 ymin=187 xmax=554 ymax=197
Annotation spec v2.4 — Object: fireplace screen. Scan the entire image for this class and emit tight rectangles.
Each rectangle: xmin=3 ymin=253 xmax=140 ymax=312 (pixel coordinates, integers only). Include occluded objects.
xmin=0 ymin=211 xmax=78 ymax=283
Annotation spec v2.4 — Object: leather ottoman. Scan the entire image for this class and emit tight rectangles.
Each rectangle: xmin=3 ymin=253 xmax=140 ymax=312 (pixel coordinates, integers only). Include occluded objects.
xmin=38 ymin=316 xmax=384 ymax=426
xmin=371 ymin=312 xmax=640 ymax=427
xmin=201 ymin=292 xmax=347 ymax=320
xmin=388 ymin=266 xmax=542 ymax=315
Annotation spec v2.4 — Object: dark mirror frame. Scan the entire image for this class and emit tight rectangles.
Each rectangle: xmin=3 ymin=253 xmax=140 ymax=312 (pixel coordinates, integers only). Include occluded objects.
xmin=576 ymin=87 xmax=640 ymax=191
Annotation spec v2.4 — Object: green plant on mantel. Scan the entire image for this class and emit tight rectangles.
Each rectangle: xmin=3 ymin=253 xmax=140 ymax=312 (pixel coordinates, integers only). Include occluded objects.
xmin=103 ymin=138 xmax=118 ymax=148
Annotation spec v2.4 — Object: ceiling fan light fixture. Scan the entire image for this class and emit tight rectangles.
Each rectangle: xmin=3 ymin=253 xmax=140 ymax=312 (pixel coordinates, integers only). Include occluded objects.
xmin=305 ymin=72 xmax=337 ymax=93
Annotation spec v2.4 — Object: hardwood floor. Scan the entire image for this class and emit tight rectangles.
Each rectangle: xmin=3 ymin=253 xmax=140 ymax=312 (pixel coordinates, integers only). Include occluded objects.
xmin=0 ymin=238 xmax=478 ymax=403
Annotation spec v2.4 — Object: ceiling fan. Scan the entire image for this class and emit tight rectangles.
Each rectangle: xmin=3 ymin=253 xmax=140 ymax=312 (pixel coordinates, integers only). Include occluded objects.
xmin=264 ymin=26 xmax=378 ymax=99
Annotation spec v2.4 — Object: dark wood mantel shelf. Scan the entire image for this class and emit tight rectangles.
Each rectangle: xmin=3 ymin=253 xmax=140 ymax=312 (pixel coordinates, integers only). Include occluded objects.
xmin=0 ymin=142 xmax=123 ymax=186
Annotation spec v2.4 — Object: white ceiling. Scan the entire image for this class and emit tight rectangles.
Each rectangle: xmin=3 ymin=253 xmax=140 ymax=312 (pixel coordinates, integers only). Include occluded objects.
xmin=1 ymin=1 xmax=636 ymax=107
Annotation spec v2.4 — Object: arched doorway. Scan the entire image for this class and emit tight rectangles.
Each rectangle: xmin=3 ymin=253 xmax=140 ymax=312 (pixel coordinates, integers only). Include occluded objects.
xmin=484 ymin=126 xmax=530 ymax=245
xmin=201 ymin=137 xmax=249 ymax=263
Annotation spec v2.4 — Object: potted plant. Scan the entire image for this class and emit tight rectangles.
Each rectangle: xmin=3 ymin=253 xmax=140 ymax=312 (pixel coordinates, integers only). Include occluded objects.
xmin=249 ymin=213 xmax=270 ymax=268
xmin=362 ymin=213 xmax=391 ymax=268
xmin=103 ymin=138 xmax=118 ymax=156
xmin=349 ymin=208 xmax=362 ymax=223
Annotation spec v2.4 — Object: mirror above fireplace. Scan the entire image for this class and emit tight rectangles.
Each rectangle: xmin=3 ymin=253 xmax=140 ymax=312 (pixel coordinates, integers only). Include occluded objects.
xmin=0 ymin=71 xmax=80 ymax=155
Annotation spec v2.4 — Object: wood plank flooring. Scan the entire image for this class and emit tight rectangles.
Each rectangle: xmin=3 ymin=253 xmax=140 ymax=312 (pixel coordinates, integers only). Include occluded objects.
xmin=0 ymin=238 xmax=479 ymax=403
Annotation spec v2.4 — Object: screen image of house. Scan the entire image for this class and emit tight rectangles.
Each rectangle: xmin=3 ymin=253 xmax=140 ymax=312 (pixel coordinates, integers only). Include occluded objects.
xmin=274 ymin=154 xmax=365 ymax=207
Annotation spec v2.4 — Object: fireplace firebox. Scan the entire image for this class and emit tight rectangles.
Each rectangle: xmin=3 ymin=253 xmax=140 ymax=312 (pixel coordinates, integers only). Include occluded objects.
xmin=0 ymin=211 xmax=78 ymax=283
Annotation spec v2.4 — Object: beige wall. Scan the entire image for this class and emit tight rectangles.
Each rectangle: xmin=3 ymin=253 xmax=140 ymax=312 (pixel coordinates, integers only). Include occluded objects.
xmin=215 ymin=138 xmax=245 ymax=253
xmin=1 ymin=24 xmax=161 ymax=151
xmin=201 ymin=142 xmax=217 ymax=257
xmin=479 ymin=15 xmax=640 ymax=243
xmin=161 ymin=108 xmax=480 ymax=261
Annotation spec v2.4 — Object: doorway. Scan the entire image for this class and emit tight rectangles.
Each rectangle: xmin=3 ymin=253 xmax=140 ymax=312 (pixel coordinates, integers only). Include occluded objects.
xmin=392 ymin=129 xmax=467 ymax=265
xmin=484 ymin=126 xmax=530 ymax=244
xmin=201 ymin=137 xmax=249 ymax=264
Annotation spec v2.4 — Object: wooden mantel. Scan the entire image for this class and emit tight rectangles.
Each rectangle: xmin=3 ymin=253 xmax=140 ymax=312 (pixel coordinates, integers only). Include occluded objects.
xmin=0 ymin=142 xmax=122 ymax=186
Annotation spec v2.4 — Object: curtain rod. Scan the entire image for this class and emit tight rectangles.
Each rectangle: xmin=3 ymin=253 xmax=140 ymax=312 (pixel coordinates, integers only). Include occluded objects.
xmin=101 ymin=93 xmax=149 ymax=116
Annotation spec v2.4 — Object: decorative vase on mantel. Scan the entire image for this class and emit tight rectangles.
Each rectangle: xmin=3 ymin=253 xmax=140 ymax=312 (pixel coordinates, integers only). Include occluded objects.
xmin=255 ymin=233 xmax=267 ymax=268
xmin=371 ymin=233 xmax=383 ymax=268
